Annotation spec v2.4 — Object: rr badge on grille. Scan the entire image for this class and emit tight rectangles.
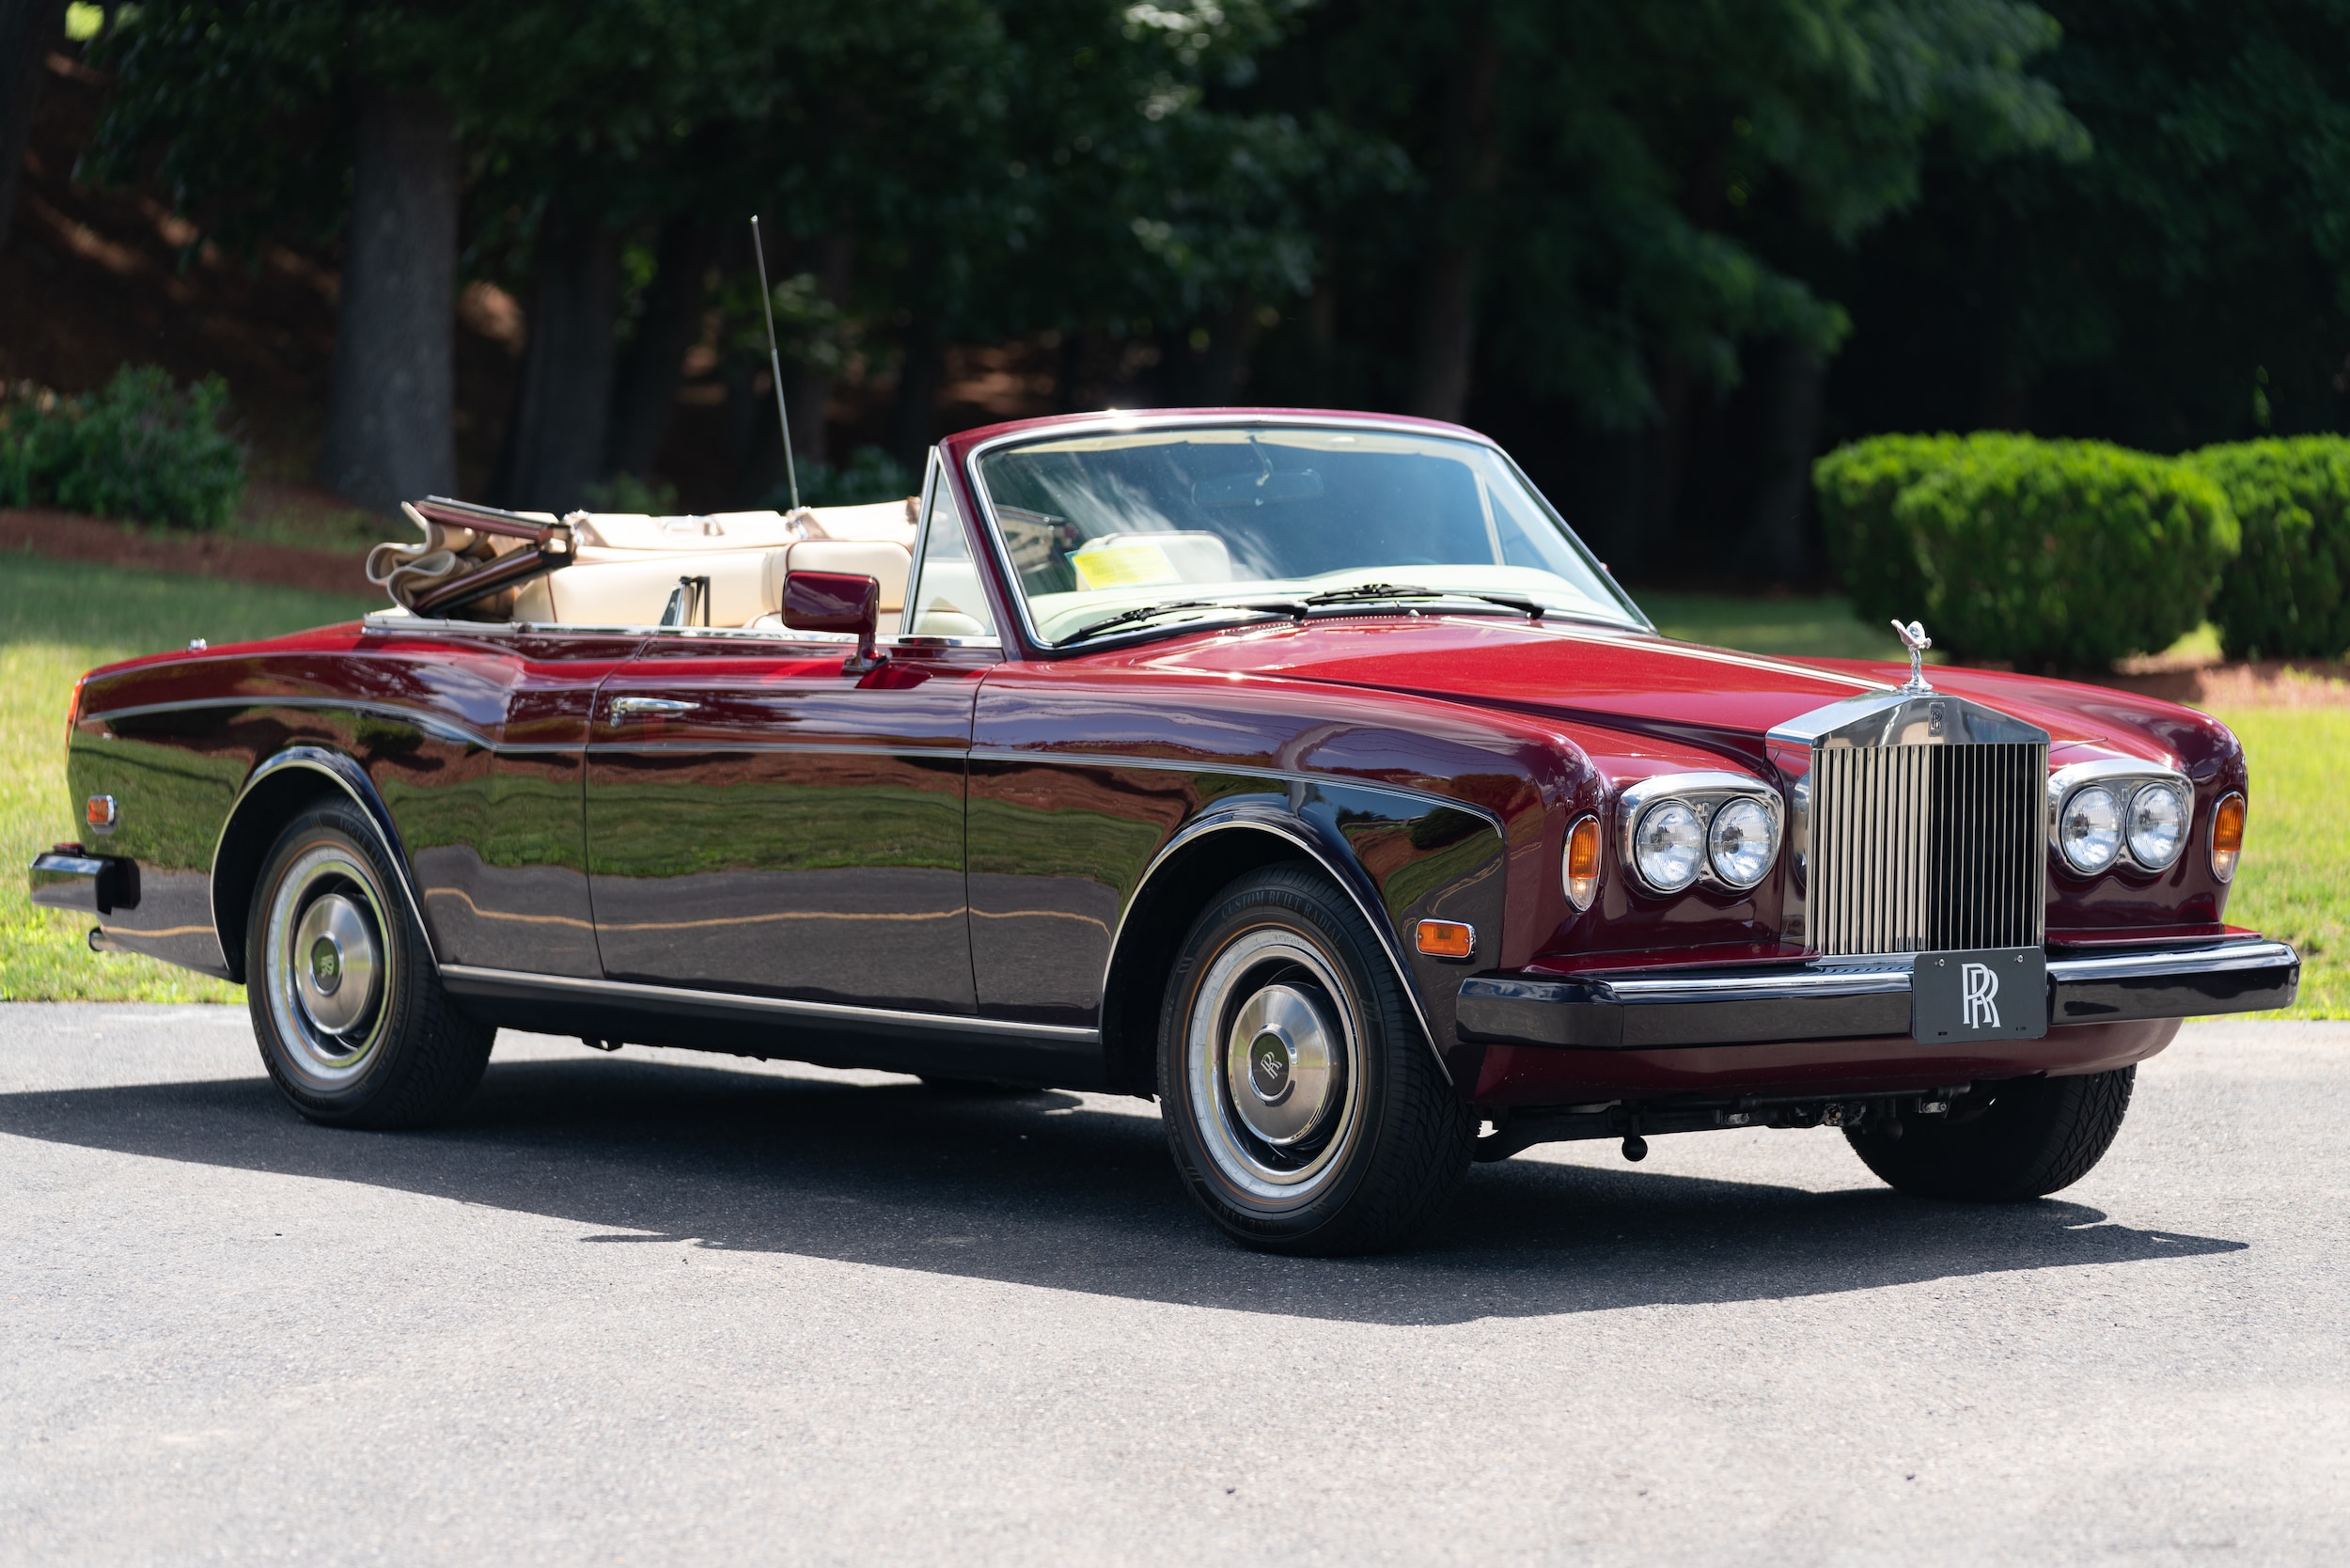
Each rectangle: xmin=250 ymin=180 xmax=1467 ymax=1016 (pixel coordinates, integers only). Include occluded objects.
xmin=1912 ymin=947 xmax=2047 ymax=1042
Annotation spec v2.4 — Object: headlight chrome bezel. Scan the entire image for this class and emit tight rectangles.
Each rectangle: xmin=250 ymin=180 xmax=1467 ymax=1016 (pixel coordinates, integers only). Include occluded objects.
xmin=2047 ymin=760 xmax=2195 ymax=877
xmin=1619 ymin=772 xmax=1785 ymax=897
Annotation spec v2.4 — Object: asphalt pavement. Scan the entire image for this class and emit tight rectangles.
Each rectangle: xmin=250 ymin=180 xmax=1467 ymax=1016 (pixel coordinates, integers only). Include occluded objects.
xmin=3 ymin=1004 xmax=2344 ymax=1566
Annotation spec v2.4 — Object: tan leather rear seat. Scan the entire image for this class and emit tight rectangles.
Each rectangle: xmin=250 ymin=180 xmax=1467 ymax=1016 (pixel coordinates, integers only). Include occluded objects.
xmin=511 ymin=538 xmax=911 ymax=628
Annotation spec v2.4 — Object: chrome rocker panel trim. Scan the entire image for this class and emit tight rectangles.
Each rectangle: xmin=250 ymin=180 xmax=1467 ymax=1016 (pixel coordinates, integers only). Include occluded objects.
xmin=1454 ymin=939 xmax=2299 ymax=1050
xmin=439 ymin=964 xmax=1101 ymax=1044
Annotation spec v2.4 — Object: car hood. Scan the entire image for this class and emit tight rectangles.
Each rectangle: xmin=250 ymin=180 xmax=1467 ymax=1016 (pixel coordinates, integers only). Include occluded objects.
xmin=1136 ymin=617 xmax=2209 ymax=769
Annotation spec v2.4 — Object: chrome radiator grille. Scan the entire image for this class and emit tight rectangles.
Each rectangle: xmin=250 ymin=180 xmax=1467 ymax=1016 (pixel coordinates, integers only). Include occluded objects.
xmin=1808 ymin=740 xmax=2047 ymax=955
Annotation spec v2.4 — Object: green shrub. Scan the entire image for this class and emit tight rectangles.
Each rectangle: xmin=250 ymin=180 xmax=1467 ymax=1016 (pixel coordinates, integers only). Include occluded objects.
xmin=1816 ymin=432 xmax=2236 ymax=671
xmin=0 ymin=367 xmax=245 ymax=530
xmin=775 ymin=445 xmax=916 ymax=509
xmin=580 ymin=471 xmax=683 ymax=514
xmin=2193 ymin=437 xmax=2350 ymax=661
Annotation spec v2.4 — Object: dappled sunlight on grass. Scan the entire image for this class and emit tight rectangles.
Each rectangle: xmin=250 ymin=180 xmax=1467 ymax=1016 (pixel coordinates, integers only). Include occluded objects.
xmin=0 ymin=556 xmax=374 ymax=1000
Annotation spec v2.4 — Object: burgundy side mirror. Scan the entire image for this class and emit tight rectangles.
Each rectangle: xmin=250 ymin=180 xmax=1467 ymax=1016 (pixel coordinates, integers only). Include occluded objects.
xmin=783 ymin=570 xmax=884 ymax=673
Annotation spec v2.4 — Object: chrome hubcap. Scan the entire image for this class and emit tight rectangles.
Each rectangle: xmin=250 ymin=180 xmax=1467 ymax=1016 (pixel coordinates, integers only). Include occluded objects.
xmin=292 ymin=892 xmax=378 ymax=1035
xmin=1226 ymin=983 xmax=1338 ymax=1145
xmin=1186 ymin=928 xmax=1362 ymax=1201
xmin=264 ymin=844 xmax=391 ymax=1086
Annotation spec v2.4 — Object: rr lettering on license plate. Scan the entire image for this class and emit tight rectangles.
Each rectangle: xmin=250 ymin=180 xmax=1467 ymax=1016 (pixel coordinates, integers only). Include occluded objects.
xmin=1911 ymin=948 xmax=2047 ymax=1043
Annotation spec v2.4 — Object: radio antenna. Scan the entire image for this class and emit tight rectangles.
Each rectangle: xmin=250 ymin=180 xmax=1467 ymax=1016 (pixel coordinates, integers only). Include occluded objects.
xmin=748 ymin=215 xmax=802 ymax=512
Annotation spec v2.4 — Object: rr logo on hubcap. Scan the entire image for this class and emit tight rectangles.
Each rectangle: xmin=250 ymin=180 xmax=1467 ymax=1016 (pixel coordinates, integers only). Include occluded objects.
xmin=1248 ymin=1031 xmax=1292 ymax=1100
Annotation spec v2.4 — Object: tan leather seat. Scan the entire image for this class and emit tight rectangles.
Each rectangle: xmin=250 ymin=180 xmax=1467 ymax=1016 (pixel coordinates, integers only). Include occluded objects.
xmin=511 ymin=538 xmax=912 ymax=628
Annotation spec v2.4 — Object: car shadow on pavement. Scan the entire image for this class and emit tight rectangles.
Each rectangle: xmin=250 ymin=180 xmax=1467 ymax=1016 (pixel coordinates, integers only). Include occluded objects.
xmin=0 ymin=1052 xmax=2246 ymax=1325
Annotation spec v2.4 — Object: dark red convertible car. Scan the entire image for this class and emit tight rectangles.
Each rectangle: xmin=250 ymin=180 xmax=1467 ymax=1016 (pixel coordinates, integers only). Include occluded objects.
xmin=31 ymin=409 xmax=2296 ymax=1253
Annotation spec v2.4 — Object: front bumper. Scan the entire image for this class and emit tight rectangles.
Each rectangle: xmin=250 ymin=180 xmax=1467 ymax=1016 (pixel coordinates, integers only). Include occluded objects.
xmin=1455 ymin=938 xmax=2299 ymax=1050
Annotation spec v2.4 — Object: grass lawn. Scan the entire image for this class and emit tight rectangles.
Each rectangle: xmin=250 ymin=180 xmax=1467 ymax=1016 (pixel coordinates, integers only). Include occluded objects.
xmin=0 ymin=555 xmax=376 ymax=1000
xmin=3 ymin=560 xmax=2340 ymax=1018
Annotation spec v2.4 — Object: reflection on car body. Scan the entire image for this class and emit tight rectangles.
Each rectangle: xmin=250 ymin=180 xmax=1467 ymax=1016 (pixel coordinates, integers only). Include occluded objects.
xmin=30 ymin=409 xmax=2295 ymax=1254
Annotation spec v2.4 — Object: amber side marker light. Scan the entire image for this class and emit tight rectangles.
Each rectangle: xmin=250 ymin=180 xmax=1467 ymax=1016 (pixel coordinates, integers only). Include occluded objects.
xmin=86 ymin=795 xmax=118 ymax=830
xmin=2210 ymin=792 xmax=2246 ymax=883
xmin=1415 ymin=919 xmax=1476 ymax=960
xmin=1562 ymin=814 xmax=1601 ymax=911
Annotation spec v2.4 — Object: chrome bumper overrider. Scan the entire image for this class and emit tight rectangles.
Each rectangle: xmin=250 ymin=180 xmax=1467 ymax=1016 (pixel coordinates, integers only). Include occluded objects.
xmin=27 ymin=849 xmax=134 ymax=917
xmin=1454 ymin=939 xmax=2300 ymax=1050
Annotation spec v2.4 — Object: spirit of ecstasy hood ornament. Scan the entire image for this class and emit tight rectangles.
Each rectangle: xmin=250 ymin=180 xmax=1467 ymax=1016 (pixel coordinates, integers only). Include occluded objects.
xmin=1892 ymin=619 xmax=1934 ymax=694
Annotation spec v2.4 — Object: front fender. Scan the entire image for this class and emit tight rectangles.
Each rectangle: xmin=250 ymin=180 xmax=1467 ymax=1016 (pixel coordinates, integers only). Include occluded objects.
xmin=1099 ymin=779 xmax=1509 ymax=1092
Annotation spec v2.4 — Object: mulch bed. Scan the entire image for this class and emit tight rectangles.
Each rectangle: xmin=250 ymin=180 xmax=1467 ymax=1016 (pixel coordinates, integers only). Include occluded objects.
xmin=0 ymin=507 xmax=374 ymax=598
xmin=2104 ymin=653 xmax=2350 ymax=709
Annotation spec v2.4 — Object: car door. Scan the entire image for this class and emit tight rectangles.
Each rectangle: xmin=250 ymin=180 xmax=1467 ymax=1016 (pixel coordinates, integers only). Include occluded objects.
xmin=583 ymin=633 xmax=994 ymax=1011
xmin=395 ymin=627 xmax=643 ymax=979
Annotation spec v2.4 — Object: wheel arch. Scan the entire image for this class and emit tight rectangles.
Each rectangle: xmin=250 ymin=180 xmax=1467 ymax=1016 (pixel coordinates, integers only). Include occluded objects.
xmin=210 ymin=746 xmax=435 ymax=984
xmin=1098 ymin=806 xmax=1449 ymax=1098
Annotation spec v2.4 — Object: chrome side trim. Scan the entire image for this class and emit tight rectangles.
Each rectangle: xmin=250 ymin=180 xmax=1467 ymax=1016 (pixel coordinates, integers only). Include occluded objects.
xmin=968 ymin=749 xmax=1507 ymax=836
xmin=88 ymin=695 xmax=493 ymax=750
xmin=210 ymin=748 xmax=441 ymax=972
xmin=437 ymin=965 xmax=1103 ymax=1043
xmin=1100 ymin=808 xmax=1454 ymax=1083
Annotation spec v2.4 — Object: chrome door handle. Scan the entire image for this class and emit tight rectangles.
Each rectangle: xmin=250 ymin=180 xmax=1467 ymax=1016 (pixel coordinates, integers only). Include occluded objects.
xmin=610 ymin=697 xmax=699 ymax=719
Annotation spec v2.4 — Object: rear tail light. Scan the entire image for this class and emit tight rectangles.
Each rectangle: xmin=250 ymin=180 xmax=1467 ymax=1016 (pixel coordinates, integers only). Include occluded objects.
xmin=2210 ymin=792 xmax=2246 ymax=883
xmin=1563 ymin=814 xmax=1601 ymax=911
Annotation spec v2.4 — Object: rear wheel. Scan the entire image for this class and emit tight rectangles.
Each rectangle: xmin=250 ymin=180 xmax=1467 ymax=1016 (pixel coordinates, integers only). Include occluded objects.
xmin=1844 ymin=1067 xmax=2135 ymax=1201
xmin=246 ymin=802 xmax=493 ymax=1127
xmin=1157 ymin=863 xmax=1469 ymax=1255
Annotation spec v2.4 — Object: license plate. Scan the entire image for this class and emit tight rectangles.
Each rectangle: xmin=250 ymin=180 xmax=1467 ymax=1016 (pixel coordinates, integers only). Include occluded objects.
xmin=1911 ymin=948 xmax=2047 ymax=1043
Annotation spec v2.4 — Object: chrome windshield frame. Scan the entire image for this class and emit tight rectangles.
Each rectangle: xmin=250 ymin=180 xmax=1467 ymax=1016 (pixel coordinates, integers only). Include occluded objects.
xmin=957 ymin=411 xmax=1652 ymax=657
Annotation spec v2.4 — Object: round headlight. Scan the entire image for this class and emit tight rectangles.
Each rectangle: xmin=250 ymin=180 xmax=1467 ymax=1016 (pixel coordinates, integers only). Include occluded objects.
xmin=1633 ymin=801 xmax=1703 ymax=892
xmin=2059 ymin=785 xmax=2123 ymax=873
xmin=1707 ymin=797 xmax=1776 ymax=888
xmin=2126 ymin=782 xmax=2186 ymax=870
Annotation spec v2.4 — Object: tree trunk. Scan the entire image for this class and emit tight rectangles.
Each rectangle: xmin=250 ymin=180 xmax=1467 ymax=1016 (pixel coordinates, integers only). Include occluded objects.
xmin=603 ymin=212 xmax=716 ymax=484
xmin=777 ymin=232 xmax=854 ymax=470
xmin=1407 ymin=23 xmax=1503 ymax=421
xmin=1743 ymin=337 xmax=1825 ymax=584
xmin=0 ymin=0 xmax=65 ymax=254
xmin=492 ymin=200 xmax=622 ymax=513
xmin=1642 ymin=350 xmax=1696 ymax=575
xmin=315 ymin=87 xmax=459 ymax=513
xmin=889 ymin=247 xmax=945 ymax=475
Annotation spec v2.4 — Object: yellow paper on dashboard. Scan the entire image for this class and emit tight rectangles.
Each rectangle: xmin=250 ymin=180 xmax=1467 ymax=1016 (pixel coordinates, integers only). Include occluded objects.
xmin=1072 ymin=538 xmax=1181 ymax=590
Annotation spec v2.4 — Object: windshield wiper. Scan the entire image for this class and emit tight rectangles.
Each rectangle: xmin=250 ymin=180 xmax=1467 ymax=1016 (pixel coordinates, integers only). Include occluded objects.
xmin=1059 ymin=599 xmax=1301 ymax=646
xmin=1301 ymin=583 xmax=1546 ymax=619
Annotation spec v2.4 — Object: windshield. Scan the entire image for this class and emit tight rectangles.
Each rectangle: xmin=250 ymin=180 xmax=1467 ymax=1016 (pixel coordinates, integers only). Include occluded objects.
xmin=971 ymin=423 xmax=1648 ymax=645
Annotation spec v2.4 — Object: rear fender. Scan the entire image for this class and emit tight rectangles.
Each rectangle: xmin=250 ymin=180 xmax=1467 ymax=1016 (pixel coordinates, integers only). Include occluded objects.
xmin=210 ymin=746 xmax=437 ymax=983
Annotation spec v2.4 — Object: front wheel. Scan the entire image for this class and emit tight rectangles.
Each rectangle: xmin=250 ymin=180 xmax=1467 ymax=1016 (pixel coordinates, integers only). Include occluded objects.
xmin=246 ymin=802 xmax=494 ymax=1127
xmin=1158 ymin=863 xmax=1469 ymax=1255
xmin=1845 ymin=1067 xmax=2135 ymax=1201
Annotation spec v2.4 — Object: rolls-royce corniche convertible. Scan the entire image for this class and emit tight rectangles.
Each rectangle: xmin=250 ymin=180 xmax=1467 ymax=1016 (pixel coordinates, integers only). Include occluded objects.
xmin=30 ymin=409 xmax=2297 ymax=1253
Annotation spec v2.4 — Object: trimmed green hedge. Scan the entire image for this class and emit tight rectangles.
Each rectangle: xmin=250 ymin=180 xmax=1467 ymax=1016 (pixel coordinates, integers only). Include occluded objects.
xmin=0 ymin=366 xmax=245 ymax=529
xmin=2194 ymin=437 xmax=2350 ymax=661
xmin=1817 ymin=432 xmax=2237 ymax=671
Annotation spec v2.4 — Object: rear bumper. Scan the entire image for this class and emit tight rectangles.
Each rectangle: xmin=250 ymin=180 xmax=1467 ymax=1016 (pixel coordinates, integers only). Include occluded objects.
xmin=28 ymin=849 xmax=136 ymax=917
xmin=1455 ymin=938 xmax=2299 ymax=1050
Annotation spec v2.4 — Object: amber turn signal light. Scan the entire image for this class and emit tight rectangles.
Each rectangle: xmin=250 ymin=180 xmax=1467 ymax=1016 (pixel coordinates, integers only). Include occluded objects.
xmin=2210 ymin=792 xmax=2245 ymax=883
xmin=1415 ymin=919 xmax=1475 ymax=960
xmin=86 ymin=795 xmax=117 ymax=830
xmin=1562 ymin=814 xmax=1601 ymax=911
